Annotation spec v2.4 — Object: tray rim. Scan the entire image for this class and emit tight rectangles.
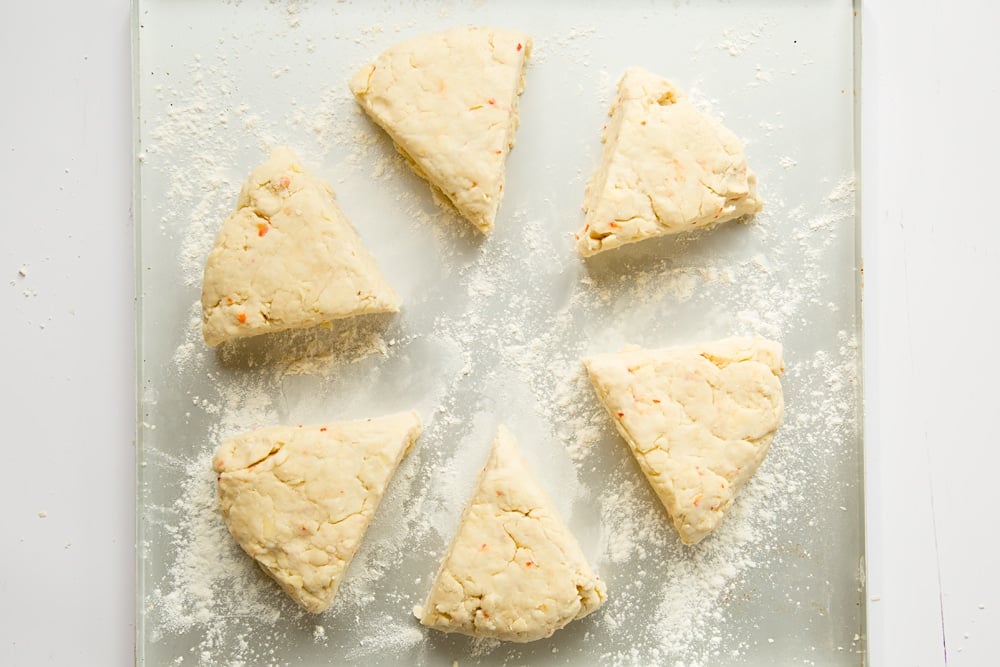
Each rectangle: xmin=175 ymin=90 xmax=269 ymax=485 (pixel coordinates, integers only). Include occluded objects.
xmin=851 ymin=0 xmax=869 ymax=664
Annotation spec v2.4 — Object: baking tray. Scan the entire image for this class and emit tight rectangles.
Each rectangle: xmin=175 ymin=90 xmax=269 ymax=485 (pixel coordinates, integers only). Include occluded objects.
xmin=134 ymin=1 xmax=864 ymax=664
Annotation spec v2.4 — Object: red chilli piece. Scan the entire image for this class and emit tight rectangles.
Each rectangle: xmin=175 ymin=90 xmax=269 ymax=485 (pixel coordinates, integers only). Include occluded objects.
xmin=617 ymin=411 xmax=624 ymax=418
xmin=236 ymin=312 xmax=247 ymax=323
xmin=516 ymin=42 xmax=523 ymax=51
xmin=320 ymin=427 xmax=327 ymax=432
xmin=257 ymin=222 xmax=269 ymax=237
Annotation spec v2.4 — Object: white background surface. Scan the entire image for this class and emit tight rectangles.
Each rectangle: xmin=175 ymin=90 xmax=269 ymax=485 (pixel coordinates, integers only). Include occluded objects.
xmin=0 ymin=1 xmax=996 ymax=665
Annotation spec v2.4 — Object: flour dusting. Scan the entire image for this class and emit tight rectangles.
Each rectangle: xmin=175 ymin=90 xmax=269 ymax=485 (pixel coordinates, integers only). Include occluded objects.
xmin=138 ymin=3 xmax=862 ymax=665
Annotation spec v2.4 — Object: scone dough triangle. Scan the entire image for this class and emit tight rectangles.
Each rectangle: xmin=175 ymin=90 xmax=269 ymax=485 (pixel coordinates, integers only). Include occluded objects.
xmin=201 ymin=146 xmax=400 ymax=347
xmin=350 ymin=26 xmax=531 ymax=234
xmin=584 ymin=337 xmax=784 ymax=545
xmin=577 ymin=67 xmax=763 ymax=256
xmin=415 ymin=426 xmax=606 ymax=642
xmin=212 ymin=411 xmax=422 ymax=613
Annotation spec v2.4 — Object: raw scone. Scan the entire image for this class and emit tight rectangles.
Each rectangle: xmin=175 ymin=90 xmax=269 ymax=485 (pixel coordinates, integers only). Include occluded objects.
xmin=577 ymin=67 xmax=763 ymax=256
xmin=200 ymin=146 xmax=400 ymax=347
xmin=349 ymin=26 xmax=531 ymax=234
xmin=584 ymin=337 xmax=784 ymax=545
xmin=212 ymin=411 xmax=422 ymax=613
xmin=415 ymin=427 xmax=606 ymax=642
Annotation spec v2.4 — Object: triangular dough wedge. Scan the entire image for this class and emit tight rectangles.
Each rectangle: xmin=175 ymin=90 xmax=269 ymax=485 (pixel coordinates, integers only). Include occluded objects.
xmin=577 ymin=68 xmax=763 ymax=256
xmin=416 ymin=427 xmax=606 ymax=642
xmin=201 ymin=146 xmax=400 ymax=346
xmin=350 ymin=27 xmax=531 ymax=234
xmin=584 ymin=337 xmax=784 ymax=545
xmin=212 ymin=411 xmax=422 ymax=613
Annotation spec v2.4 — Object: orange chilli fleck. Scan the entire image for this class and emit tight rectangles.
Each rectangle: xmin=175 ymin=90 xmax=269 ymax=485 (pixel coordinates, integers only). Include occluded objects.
xmin=257 ymin=223 xmax=269 ymax=237
xmin=237 ymin=313 xmax=247 ymax=323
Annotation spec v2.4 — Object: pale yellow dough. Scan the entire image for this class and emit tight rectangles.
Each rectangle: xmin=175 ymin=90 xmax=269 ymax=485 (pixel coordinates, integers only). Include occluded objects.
xmin=578 ymin=68 xmax=763 ymax=256
xmin=415 ymin=426 xmax=606 ymax=642
xmin=350 ymin=26 xmax=531 ymax=234
xmin=200 ymin=146 xmax=400 ymax=347
xmin=584 ymin=337 xmax=784 ymax=545
xmin=212 ymin=411 xmax=422 ymax=613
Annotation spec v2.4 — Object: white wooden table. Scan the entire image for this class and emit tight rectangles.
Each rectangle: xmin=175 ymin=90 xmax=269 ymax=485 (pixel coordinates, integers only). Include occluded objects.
xmin=1 ymin=1 xmax=995 ymax=664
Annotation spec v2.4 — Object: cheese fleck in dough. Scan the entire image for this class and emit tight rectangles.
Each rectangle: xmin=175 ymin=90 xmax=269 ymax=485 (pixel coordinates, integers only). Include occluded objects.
xmin=584 ymin=337 xmax=784 ymax=545
xmin=350 ymin=27 xmax=531 ymax=234
xmin=213 ymin=411 xmax=422 ymax=613
xmin=578 ymin=68 xmax=763 ymax=256
xmin=201 ymin=146 xmax=400 ymax=347
xmin=415 ymin=426 xmax=606 ymax=642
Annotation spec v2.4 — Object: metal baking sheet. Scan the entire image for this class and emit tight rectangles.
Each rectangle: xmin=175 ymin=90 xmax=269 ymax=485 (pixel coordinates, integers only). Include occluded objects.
xmin=134 ymin=1 xmax=864 ymax=664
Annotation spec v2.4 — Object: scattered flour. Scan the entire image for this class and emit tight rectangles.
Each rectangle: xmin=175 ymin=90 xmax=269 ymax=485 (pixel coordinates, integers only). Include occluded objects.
xmin=138 ymin=3 xmax=862 ymax=666
xmin=716 ymin=21 xmax=771 ymax=57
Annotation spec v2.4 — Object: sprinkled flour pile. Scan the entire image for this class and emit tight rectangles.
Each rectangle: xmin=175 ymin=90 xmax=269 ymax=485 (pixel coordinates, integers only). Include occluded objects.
xmin=137 ymin=2 xmax=863 ymax=666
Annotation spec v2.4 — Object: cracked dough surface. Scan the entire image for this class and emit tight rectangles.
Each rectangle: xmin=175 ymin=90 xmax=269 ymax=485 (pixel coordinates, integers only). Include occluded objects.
xmin=415 ymin=426 xmax=606 ymax=642
xmin=349 ymin=26 xmax=531 ymax=234
xmin=577 ymin=67 xmax=763 ymax=256
xmin=212 ymin=411 xmax=422 ymax=613
xmin=200 ymin=146 xmax=400 ymax=347
xmin=584 ymin=337 xmax=784 ymax=545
